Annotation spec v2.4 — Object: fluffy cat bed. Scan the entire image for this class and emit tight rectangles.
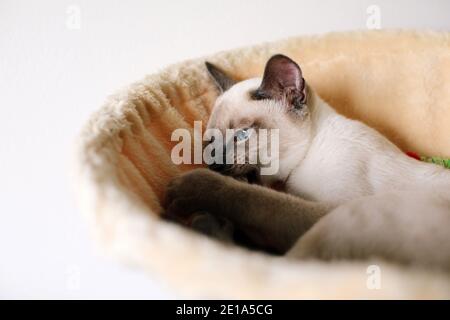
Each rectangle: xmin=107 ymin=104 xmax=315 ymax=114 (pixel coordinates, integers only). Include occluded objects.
xmin=74 ymin=30 xmax=450 ymax=298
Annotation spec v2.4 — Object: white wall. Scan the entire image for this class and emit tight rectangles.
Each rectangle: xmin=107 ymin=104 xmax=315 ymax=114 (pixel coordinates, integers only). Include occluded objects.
xmin=1 ymin=0 xmax=449 ymax=299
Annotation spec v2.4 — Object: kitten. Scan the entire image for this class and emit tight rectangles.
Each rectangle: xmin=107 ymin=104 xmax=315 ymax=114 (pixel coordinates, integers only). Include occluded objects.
xmin=165 ymin=54 xmax=450 ymax=270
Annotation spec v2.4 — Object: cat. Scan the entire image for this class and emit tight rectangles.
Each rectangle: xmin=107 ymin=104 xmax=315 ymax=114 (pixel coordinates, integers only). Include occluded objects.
xmin=165 ymin=54 xmax=450 ymax=270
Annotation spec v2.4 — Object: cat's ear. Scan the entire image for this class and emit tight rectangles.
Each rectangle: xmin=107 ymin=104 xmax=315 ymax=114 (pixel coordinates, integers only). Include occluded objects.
xmin=252 ymin=54 xmax=306 ymax=108
xmin=205 ymin=62 xmax=236 ymax=93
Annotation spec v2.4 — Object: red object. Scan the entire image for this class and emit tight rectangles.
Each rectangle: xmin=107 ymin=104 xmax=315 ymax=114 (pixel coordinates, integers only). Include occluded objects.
xmin=406 ymin=151 xmax=421 ymax=161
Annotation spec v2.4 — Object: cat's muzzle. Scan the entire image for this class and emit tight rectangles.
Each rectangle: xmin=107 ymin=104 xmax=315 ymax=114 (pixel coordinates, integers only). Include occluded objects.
xmin=208 ymin=163 xmax=261 ymax=185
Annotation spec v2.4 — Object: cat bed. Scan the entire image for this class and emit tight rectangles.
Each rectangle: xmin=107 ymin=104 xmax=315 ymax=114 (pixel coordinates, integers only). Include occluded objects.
xmin=74 ymin=30 xmax=450 ymax=298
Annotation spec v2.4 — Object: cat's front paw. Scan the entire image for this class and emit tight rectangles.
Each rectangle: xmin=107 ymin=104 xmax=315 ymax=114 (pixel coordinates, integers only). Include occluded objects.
xmin=164 ymin=168 xmax=232 ymax=218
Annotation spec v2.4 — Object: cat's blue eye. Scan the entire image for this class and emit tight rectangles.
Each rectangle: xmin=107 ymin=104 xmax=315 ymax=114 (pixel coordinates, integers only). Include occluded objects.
xmin=235 ymin=128 xmax=251 ymax=142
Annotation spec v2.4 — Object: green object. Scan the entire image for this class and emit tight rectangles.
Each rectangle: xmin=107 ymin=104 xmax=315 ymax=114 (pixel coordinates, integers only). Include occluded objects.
xmin=420 ymin=156 xmax=450 ymax=169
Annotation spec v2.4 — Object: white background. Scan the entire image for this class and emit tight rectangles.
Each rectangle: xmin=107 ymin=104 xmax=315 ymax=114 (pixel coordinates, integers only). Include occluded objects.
xmin=1 ymin=0 xmax=449 ymax=299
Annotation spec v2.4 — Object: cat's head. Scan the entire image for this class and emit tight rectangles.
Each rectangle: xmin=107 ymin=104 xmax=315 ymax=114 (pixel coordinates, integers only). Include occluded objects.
xmin=204 ymin=54 xmax=315 ymax=183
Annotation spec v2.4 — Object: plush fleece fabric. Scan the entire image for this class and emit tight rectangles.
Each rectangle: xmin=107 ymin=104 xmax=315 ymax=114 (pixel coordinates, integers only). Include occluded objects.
xmin=74 ymin=30 xmax=450 ymax=298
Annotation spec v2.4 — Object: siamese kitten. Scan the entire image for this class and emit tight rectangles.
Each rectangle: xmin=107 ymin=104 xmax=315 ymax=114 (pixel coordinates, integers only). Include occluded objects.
xmin=165 ymin=54 xmax=450 ymax=269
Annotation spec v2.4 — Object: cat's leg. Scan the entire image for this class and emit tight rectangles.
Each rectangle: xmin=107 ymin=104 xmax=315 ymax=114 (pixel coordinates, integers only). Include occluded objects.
xmin=287 ymin=190 xmax=450 ymax=269
xmin=165 ymin=168 xmax=334 ymax=252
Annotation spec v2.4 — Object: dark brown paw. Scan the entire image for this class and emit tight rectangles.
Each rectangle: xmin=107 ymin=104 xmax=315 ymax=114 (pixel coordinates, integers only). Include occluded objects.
xmin=164 ymin=168 xmax=231 ymax=218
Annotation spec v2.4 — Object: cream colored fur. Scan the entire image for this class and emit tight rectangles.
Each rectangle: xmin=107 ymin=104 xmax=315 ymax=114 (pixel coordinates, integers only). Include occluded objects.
xmin=208 ymin=76 xmax=450 ymax=267
xmin=73 ymin=31 xmax=450 ymax=298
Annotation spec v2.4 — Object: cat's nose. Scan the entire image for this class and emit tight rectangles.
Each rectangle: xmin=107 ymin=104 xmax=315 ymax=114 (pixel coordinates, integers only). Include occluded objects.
xmin=208 ymin=163 xmax=232 ymax=172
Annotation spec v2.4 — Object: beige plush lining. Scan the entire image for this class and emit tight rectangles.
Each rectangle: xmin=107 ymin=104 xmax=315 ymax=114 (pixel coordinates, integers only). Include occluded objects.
xmin=74 ymin=31 xmax=450 ymax=298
